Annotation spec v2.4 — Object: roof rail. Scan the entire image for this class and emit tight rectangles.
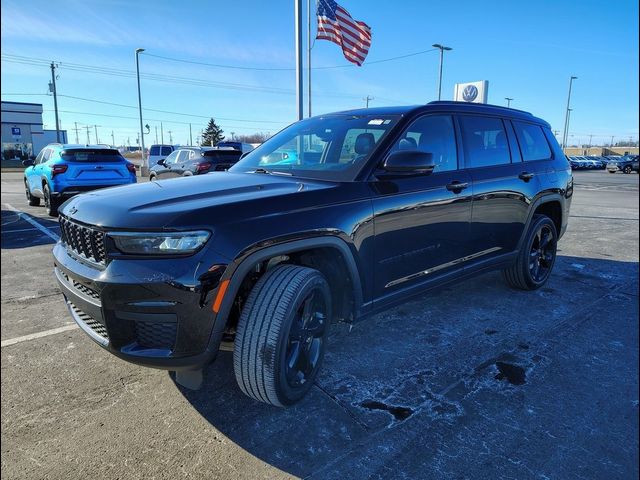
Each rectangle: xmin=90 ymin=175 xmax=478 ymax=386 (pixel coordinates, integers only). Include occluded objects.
xmin=427 ymin=100 xmax=533 ymax=116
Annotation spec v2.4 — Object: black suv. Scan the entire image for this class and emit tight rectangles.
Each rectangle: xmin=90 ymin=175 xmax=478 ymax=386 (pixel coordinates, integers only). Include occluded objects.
xmin=53 ymin=102 xmax=572 ymax=407
xmin=149 ymin=146 xmax=242 ymax=180
xmin=606 ymin=155 xmax=639 ymax=174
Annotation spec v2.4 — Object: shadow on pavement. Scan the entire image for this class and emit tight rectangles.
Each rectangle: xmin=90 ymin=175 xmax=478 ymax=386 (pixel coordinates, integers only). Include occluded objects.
xmin=1 ymin=209 xmax=59 ymax=249
xmin=170 ymin=254 xmax=639 ymax=478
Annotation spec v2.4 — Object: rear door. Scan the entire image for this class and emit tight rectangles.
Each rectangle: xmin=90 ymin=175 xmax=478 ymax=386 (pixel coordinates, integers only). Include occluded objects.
xmin=460 ymin=115 xmax=543 ymax=262
xmin=371 ymin=114 xmax=473 ymax=304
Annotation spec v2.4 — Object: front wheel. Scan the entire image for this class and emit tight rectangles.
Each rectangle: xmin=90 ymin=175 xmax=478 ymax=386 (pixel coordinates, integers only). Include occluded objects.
xmin=43 ymin=183 xmax=59 ymax=217
xmin=503 ymin=215 xmax=558 ymax=290
xmin=25 ymin=181 xmax=40 ymax=206
xmin=234 ymin=264 xmax=331 ymax=407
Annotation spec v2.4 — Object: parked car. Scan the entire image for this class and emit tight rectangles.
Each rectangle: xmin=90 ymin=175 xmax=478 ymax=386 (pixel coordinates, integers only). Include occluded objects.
xmin=23 ymin=143 xmax=136 ymax=216
xmin=149 ymin=147 xmax=242 ymax=180
xmin=148 ymin=144 xmax=180 ymax=166
xmin=53 ymin=102 xmax=572 ymax=406
xmin=606 ymin=155 xmax=639 ymax=174
xmin=216 ymin=141 xmax=254 ymax=154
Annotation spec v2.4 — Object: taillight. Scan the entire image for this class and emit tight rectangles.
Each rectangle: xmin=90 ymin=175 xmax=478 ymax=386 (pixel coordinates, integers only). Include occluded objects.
xmin=196 ymin=162 xmax=211 ymax=172
xmin=126 ymin=162 xmax=136 ymax=174
xmin=51 ymin=164 xmax=68 ymax=176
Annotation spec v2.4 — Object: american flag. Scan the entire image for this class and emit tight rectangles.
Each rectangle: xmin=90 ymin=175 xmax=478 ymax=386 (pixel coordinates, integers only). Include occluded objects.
xmin=316 ymin=0 xmax=372 ymax=66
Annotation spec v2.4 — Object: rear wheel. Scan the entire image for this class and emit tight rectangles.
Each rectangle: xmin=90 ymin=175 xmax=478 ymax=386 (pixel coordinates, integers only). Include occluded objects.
xmin=25 ymin=181 xmax=40 ymax=206
xmin=503 ymin=215 xmax=558 ymax=290
xmin=43 ymin=183 xmax=59 ymax=217
xmin=623 ymin=165 xmax=632 ymax=174
xmin=234 ymin=264 xmax=331 ymax=407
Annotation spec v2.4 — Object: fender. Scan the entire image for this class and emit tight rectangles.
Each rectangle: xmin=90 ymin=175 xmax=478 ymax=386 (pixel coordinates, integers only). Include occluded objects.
xmin=516 ymin=193 xmax=565 ymax=251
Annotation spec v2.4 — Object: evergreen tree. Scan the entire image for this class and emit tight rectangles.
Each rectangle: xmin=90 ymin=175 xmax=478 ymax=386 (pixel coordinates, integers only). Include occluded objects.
xmin=201 ymin=118 xmax=225 ymax=146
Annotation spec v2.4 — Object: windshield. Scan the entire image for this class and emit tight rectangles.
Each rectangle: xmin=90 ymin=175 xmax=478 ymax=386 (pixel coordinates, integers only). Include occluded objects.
xmin=228 ymin=114 xmax=400 ymax=181
xmin=60 ymin=149 xmax=124 ymax=162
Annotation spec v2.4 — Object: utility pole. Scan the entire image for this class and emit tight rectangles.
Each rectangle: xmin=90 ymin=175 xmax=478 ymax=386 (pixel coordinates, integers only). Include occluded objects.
xmin=168 ymin=130 xmax=173 ymax=143
xmin=74 ymin=122 xmax=80 ymax=143
xmin=610 ymin=135 xmax=615 ymax=147
xmin=561 ymin=76 xmax=577 ymax=150
xmin=94 ymin=125 xmax=99 ymax=144
xmin=49 ymin=62 xmax=61 ymax=142
xmin=189 ymin=123 xmax=193 ymax=146
xmin=84 ymin=126 xmax=91 ymax=144
xmin=111 ymin=130 xmax=115 ymax=146
xmin=295 ymin=0 xmax=303 ymax=120
xmin=230 ymin=132 xmax=236 ymax=140
xmin=553 ymin=130 xmax=560 ymax=138
xmin=432 ymin=44 xmax=452 ymax=101
xmin=363 ymin=95 xmax=374 ymax=108
xmin=505 ymin=97 xmax=514 ymax=108
xmin=161 ymin=122 xmax=164 ymax=144
xmin=155 ymin=126 xmax=158 ymax=144
xmin=588 ymin=134 xmax=593 ymax=148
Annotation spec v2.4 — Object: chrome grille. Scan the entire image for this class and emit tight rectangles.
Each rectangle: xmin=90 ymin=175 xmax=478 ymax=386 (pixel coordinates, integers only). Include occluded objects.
xmin=59 ymin=216 xmax=106 ymax=264
xmin=68 ymin=301 xmax=109 ymax=340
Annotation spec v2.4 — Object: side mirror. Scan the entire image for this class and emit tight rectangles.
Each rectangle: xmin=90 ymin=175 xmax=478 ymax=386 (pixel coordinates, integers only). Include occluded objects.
xmin=157 ymin=159 xmax=165 ymax=166
xmin=22 ymin=159 xmax=34 ymax=167
xmin=382 ymin=150 xmax=435 ymax=175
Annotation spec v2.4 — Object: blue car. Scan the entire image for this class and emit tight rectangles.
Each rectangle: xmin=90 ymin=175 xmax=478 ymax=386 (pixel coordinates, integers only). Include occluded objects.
xmin=23 ymin=144 xmax=137 ymax=216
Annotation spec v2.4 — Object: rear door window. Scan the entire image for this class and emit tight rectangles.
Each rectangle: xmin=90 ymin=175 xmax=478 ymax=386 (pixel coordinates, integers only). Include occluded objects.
xmin=459 ymin=116 xmax=511 ymax=168
xmin=513 ymin=122 xmax=552 ymax=161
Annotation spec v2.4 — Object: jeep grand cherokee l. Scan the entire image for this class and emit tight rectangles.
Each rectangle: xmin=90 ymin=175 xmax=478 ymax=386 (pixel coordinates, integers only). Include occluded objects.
xmin=53 ymin=102 xmax=572 ymax=407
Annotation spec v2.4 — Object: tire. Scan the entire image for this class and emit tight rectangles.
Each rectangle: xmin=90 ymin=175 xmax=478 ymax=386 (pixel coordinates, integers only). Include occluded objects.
xmin=149 ymin=174 xmax=156 ymax=182
xmin=234 ymin=264 xmax=332 ymax=407
xmin=503 ymin=215 xmax=558 ymax=290
xmin=43 ymin=183 xmax=59 ymax=217
xmin=25 ymin=181 xmax=40 ymax=206
xmin=623 ymin=165 xmax=632 ymax=174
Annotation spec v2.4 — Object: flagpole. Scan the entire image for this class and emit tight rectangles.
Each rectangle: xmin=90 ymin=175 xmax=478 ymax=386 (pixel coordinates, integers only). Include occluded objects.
xmin=295 ymin=0 xmax=304 ymax=121
xmin=307 ymin=0 xmax=312 ymax=117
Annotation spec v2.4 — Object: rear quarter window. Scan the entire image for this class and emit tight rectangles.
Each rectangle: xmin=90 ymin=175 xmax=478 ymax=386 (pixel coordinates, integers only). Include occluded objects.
xmin=513 ymin=122 xmax=552 ymax=161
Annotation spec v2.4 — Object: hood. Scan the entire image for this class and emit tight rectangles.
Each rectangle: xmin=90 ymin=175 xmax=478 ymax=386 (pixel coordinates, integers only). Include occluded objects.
xmin=60 ymin=172 xmax=335 ymax=229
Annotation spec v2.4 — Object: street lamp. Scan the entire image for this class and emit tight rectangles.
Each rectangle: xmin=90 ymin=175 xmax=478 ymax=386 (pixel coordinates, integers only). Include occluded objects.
xmin=432 ymin=44 xmax=452 ymax=101
xmin=505 ymin=97 xmax=514 ymax=108
xmin=561 ymin=76 xmax=578 ymax=151
xmin=135 ymin=48 xmax=147 ymax=175
xmin=566 ymin=108 xmax=573 ymax=148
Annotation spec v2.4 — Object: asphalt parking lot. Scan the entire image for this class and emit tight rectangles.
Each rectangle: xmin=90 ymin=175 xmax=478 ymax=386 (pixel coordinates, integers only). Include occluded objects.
xmin=1 ymin=170 xmax=638 ymax=479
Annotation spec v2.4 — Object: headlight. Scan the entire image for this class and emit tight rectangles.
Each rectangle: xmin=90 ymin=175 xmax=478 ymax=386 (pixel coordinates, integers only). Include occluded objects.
xmin=109 ymin=231 xmax=211 ymax=255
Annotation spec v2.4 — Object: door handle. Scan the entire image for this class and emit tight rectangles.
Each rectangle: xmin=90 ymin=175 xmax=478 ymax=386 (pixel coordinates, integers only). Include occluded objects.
xmin=518 ymin=172 xmax=535 ymax=182
xmin=446 ymin=181 xmax=469 ymax=192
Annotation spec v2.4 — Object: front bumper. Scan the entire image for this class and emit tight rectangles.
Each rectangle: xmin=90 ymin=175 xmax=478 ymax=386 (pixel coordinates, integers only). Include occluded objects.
xmin=53 ymin=242 xmax=229 ymax=371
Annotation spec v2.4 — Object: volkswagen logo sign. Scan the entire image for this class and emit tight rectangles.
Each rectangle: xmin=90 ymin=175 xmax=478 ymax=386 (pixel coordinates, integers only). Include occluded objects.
xmin=462 ymin=85 xmax=478 ymax=102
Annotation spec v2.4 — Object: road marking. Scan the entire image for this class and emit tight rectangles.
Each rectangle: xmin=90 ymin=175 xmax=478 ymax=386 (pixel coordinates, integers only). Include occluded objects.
xmin=3 ymin=203 xmax=59 ymax=241
xmin=1 ymin=324 xmax=78 ymax=348
xmin=1 ymin=226 xmax=61 ymax=234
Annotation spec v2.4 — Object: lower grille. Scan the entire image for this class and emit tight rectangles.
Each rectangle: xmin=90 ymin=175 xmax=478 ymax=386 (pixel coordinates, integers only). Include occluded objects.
xmin=135 ymin=321 xmax=176 ymax=350
xmin=68 ymin=301 xmax=109 ymax=341
xmin=58 ymin=268 xmax=100 ymax=301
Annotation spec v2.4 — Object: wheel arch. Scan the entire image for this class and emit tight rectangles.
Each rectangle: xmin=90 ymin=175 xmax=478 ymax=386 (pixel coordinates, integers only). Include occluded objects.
xmin=518 ymin=194 xmax=564 ymax=250
xmin=215 ymin=236 xmax=364 ymax=332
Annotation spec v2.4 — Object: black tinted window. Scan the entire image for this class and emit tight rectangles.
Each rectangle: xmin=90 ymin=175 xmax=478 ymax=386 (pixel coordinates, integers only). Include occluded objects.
xmin=150 ymin=146 xmax=160 ymax=155
xmin=160 ymin=146 xmax=173 ymax=156
xmin=392 ymin=115 xmax=457 ymax=172
xmin=60 ymin=149 xmax=123 ymax=162
xmin=459 ymin=116 xmax=510 ymax=167
xmin=513 ymin=122 xmax=552 ymax=161
xmin=203 ymin=150 xmax=242 ymax=162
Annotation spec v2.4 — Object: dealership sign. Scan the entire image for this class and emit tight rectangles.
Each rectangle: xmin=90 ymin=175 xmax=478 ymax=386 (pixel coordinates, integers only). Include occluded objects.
xmin=11 ymin=127 xmax=21 ymax=136
xmin=454 ymin=81 xmax=489 ymax=104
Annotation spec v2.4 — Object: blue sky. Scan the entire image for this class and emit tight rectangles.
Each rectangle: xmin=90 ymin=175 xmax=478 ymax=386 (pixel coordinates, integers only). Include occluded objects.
xmin=1 ymin=0 xmax=638 ymax=146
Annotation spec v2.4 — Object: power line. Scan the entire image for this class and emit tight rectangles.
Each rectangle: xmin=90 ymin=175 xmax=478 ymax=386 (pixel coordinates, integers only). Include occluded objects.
xmin=140 ymin=48 xmax=439 ymax=71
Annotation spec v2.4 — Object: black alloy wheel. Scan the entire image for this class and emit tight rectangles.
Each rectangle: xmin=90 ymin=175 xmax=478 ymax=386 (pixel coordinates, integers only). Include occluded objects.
xmin=528 ymin=223 xmax=556 ymax=284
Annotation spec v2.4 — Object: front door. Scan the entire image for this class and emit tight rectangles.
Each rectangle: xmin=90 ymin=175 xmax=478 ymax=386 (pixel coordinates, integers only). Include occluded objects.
xmin=371 ymin=114 xmax=473 ymax=304
xmin=159 ymin=150 xmax=180 ymax=179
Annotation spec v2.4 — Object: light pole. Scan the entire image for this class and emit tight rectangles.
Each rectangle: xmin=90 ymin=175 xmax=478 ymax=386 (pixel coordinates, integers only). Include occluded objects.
xmin=135 ymin=48 xmax=147 ymax=175
xmin=561 ymin=76 xmax=577 ymax=151
xmin=565 ymin=108 xmax=573 ymax=148
xmin=432 ymin=44 xmax=452 ymax=101
xmin=505 ymin=97 xmax=514 ymax=108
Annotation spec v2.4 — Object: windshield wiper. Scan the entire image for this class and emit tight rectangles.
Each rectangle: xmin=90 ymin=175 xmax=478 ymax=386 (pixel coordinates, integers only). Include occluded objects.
xmin=252 ymin=168 xmax=293 ymax=176
xmin=253 ymin=168 xmax=271 ymax=174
